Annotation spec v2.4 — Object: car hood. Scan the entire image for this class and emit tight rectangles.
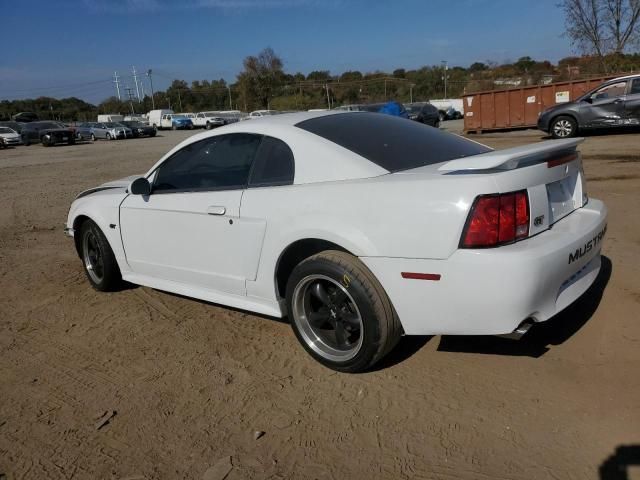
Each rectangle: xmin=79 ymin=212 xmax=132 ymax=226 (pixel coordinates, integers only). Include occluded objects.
xmin=0 ymin=133 xmax=19 ymax=139
xmin=75 ymin=174 xmax=142 ymax=199
xmin=41 ymin=128 xmax=73 ymax=133
xmin=541 ymin=101 xmax=577 ymax=116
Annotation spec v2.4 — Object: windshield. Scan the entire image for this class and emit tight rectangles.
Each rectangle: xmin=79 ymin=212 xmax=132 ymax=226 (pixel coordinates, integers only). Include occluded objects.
xmin=296 ymin=112 xmax=491 ymax=172
xmin=0 ymin=127 xmax=15 ymax=134
xmin=172 ymin=115 xmax=188 ymax=119
xmin=105 ymin=122 xmax=123 ymax=127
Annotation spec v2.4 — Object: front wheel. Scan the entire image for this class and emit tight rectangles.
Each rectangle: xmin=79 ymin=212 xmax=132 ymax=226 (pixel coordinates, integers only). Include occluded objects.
xmin=551 ymin=115 xmax=577 ymax=139
xmin=286 ymin=250 xmax=402 ymax=373
xmin=79 ymin=219 xmax=123 ymax=291
xmin=91 ymin=133 xmax=96 ymax=142
xmin=106 ymin=132 xmax=112 ymax=140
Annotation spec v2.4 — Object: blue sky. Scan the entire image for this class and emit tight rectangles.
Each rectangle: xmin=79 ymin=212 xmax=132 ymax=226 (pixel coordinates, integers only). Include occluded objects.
xmin=1 ymin=0 xmax=571 ymax=103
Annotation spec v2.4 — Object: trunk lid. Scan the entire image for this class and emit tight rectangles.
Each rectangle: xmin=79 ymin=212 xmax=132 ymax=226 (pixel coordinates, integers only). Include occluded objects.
xmin=435 ymin=138 xmax=587 ymax=236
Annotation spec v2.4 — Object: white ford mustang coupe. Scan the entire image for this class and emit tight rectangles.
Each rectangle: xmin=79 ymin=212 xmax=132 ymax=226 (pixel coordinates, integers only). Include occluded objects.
xmin=66 ymin=111 xmax=607 ymax=372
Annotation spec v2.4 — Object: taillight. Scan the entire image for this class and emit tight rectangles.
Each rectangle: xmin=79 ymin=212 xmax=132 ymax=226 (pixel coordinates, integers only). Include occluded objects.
xmin=461 ymin=190 xmax=529 ymax=248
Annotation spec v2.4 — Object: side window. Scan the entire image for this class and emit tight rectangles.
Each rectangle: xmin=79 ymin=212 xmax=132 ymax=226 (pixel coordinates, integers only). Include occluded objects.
xmin=592 ymin=81 xmax=627 ymax=100
xmin=249 ymin=136 xmax=295 ymax=187
xmin=630 ymin=78 xmax=640 ymax=95
xmin=153 ymin=133 xmax=262 ymax=193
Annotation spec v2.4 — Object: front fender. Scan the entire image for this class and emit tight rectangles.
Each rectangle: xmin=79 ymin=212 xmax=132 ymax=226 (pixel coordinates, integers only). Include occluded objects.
xmin=66 ymin=189 xmax=129 ymax=271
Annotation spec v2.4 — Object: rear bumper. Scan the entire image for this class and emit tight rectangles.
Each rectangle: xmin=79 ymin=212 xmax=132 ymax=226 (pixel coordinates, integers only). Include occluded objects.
xmin=361 ymin=199 xmax=608 ymax=336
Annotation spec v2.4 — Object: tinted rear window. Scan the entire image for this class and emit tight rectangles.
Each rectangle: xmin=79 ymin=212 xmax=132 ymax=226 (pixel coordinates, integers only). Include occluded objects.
xmin=296 ymin=112 xmax=490 ymax=172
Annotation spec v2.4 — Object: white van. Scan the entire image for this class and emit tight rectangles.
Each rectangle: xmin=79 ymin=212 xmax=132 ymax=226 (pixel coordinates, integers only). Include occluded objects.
xmin=147 ymin=109 xmax=174 ymax=129
xmin=97 ymin=114 xmax=124 ymax=123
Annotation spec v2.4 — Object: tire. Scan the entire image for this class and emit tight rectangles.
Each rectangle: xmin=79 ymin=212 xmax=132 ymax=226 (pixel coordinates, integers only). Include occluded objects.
xmin=23 ymin=137 xmax=31 ymax=146
xmin=106 ymin=132 xmax=112 ymax=140
xmin=205 ymin=122 xmax=212 ymax=130
xmin=91 ymin=133 xmax=96 ymax=142
xmin=550 ymin=115 xmax=578 ymax=139
xmin=285 ymin=250 xmax=402 ymax=373
xmin=41 ymin=135 xmax=51 ymax=147
xmin=79 ymin=219 xmax=123 ymax=292
xmin=69 ymin=138 xmax=75 ymax=145
xmin=438 ymin=111 xmax=446 ymax=123
xmin=172 ymin=124 xmax=177 ymax=131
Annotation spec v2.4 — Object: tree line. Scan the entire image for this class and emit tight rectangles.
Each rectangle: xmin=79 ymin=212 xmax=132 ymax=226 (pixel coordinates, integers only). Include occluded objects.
xmin=2 ymin=0 xmax=639 ymax=121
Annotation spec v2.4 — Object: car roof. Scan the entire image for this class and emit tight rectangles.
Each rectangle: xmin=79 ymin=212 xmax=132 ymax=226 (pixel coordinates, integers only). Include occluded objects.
xmin=609 ymin=73 xmax=640 ymax=82
xmin=146 ymin=111 xmax=387 ymax=184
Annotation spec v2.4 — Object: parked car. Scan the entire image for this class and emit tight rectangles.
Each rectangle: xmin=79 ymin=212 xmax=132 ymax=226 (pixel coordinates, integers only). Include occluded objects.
xmin=538 ymin=74 xmax=640 ymax=138
xmin=192 ymin=112 xmax=226 ymax=129
xmin=84 ymin=122 xmax=132 ymax=140
xmin=65 ymin=111 xmax=607 ymax=373
xmin=21 ymin=121 xmax=75 ymax=146
xmin=215 ymin=111 xmax=244 ymax=124
xmin=148 ymin=109 xmax=174 ymax=129
xmin=338 ymin=102 xmax=409 ymax=118
xmin=67 ymin=122 xmax=93 ymax=141
xmin=248 ymin=110 xmax=281 ymax=118
xmin=405 ymin=102 xmax=440 ymax=127
xmin=160 ymin=114 xmax=193 ymax=130
xmin=0 ymin=126 xmax=21 ymax=147
xmin=12 ymin=112 xmax=38 ymax=123
xmin=120 ymin=121 xmax=157 ymax=138
xmin=0 ymin=121 xmax=24 ymax=133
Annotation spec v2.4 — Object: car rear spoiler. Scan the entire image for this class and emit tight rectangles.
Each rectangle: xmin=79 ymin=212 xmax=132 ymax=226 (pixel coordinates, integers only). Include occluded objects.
xmin=438 ymin=138 xmax=584 ymax=172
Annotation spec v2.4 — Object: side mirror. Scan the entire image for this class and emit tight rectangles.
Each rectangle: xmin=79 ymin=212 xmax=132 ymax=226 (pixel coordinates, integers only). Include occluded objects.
xmin=129 ymin=177 xmax=151 ymax=195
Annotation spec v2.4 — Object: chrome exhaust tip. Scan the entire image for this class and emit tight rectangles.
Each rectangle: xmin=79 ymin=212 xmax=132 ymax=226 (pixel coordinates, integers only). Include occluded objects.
xmin=496 ymin=319 xmax=534 ymax=340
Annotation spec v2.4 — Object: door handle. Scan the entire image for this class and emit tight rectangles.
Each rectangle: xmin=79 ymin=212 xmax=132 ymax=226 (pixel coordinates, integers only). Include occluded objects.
xmin=206 ymin=206 xmax=226 ymax=215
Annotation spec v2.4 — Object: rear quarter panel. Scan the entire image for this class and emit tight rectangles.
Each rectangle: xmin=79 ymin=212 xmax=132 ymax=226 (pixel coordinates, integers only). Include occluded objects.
xmin=241 ymin=173 xmax=496 ymax=301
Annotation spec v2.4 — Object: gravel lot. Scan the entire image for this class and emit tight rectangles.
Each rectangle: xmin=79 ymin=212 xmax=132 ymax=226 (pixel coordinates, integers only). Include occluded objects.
xmin=1 ymin=123 xmax=639 ymax=479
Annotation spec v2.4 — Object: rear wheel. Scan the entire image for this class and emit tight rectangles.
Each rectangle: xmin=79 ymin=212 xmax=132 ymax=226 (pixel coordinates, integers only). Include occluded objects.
xmin=286 ymin=250 xmax=402 ymax=373
xmin=205 ymin=122 xmax=212 ymax=130
xmin=79 ymin=219 xmax=122 ymax=291
xmin=106 ymin=132 xmax=112 ymax=140
xmin=551 ymin=115 xmax=577 ymax=139
xmin=91 ymin=133 xmax=96 ymax=141
xmin=41 ymin=135 xmax=51 ymax=147
xmin=172 ymin=124 xmax=177 ymax=130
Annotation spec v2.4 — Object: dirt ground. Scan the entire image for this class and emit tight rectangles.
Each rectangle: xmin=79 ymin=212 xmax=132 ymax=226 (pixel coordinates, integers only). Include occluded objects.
xmin=0 ymin=122 xmax=639 ymax=480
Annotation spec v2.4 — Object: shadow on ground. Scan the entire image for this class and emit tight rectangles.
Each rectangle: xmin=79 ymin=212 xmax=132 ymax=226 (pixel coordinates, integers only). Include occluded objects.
xmin=600 ymin=445 xmax=640 ymax=480
xmin=437 ymin=255 xmax=612 ymax=358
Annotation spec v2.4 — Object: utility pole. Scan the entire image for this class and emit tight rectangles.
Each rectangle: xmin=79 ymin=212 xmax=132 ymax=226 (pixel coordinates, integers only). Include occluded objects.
xmin=441 ymin=61 xmax=448 ymax=99
xmin=227 ymin=85 xmax=232 ymax=110
xmin=147 ymin=69 xmax=155 ymax=110
xmin=384 ymin=79 xmax=387 ymax=100
xmin=113 ymin=71 xmax=121 ymax=100
xmin=132 ymin=66 xmax=141 ymax=101
xmin=125 ymin=87 xmax=135 ymax=114
xmin=177 ymin=90 xmax=183 ymax=112
xmin=325 ymin=84 xmax=330 ymax=109
xmin=410 ymin=84 xmax=414 ymax=103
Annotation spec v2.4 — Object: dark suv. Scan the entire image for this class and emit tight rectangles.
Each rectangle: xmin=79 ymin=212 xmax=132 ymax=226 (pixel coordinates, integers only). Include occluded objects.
xmin=538 ymin=74 xmax=640 ymax=138
xmin=21 ymin=121 xmax=76 ymax=146
xmin=405 ymin=102 xmax=440 ymax=127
